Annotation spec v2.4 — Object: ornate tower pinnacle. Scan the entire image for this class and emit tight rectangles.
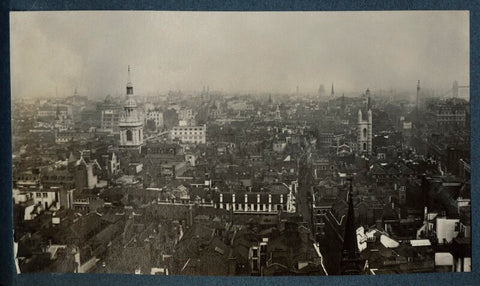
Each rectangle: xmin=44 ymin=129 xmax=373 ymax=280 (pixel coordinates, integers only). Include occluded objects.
xmin=126 ymin=65 xmax=133 ymax=96
xmin=366 ymin=88 xmax=371 ymax=110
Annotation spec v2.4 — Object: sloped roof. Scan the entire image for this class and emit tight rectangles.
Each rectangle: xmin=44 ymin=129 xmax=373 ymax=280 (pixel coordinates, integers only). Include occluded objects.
xmin=69 ymin=212 xmax=103 ymax=241
xmin=370 ymin=163 xmax=386 ymax=175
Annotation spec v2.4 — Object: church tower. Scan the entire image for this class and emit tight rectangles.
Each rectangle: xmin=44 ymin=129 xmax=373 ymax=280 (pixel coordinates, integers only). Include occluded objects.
xmin=357 ymin=89 xmax=372 ymax=156
xmin=119 ymin=66 xmax=144 ymax=151
xmin=275 ymin=104 xmax=281 ymax=120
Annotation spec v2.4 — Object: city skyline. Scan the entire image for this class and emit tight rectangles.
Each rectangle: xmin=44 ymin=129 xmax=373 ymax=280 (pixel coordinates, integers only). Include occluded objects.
xmin=10 ymin=10 xmax=471 ymax=277
xmin=10 ymin=11 xmax=469 ymax=98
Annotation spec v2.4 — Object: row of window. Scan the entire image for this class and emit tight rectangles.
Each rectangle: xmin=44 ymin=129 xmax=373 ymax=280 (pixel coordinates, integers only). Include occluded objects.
xmin=16 ymin=176 xmax=38 ymax=181
xmin=316 ymin=165 xmax=334 ymax=171
xmin=43 ymin=176 xmax=74 ymax=181
xmin=35 ymin=192 xmax=49 ymax=198
xmin=437 ymin=117 xmax=465 ymax=121
xmin=173 ymin=127 xmax=205 ymax=131
xmin=173 ymin=135 xmax=205 ymax=141
xmin=219 ymin=194 xmax=284 ymax=203
xmin=437 ymin=111 xmax=466 ymax=115
xmin=38 ymin=111 xmax=68 ymax=115
xmin=217 ymin=203 xmax=287 ymax=211
xmin=103 ymin=114 xmax=120 ymax=118
xmin=179 ymin=139 xmax=205 ymax=144
xmin=437 ymin=121 xmax=466 ymax=125
xmin=173 ymin=131 xmax=204 ymax=135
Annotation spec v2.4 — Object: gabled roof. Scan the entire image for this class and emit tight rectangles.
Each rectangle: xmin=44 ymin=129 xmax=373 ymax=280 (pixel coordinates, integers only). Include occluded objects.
xmin=69 ymin=212 xmax=103 ymax=241
xmin=370 ymin=163 xmax=386 ymax=175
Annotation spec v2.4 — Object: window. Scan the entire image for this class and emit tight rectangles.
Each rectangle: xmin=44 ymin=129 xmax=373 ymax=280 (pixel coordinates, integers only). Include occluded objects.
xmin=36 ymin=193 xmax=41 ymax=198
xmin=363 ymin=143 xmax=367 ymax=151
xmin=363 ymin=128 xmax=367 ymax=138
xmin=126 ymin=130 xmax=133 ymax=141
xmin=43 ymin=192 xmax=48 ymax=198
xmin=252 ymin=263 xmax=259 ymax=271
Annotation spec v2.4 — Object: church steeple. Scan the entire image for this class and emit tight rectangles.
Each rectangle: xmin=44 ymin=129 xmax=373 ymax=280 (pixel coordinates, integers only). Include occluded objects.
xmin=119 ymin=66 xmax=143 ymax=151
xmin=416 ymin=80 xmax=421 ymax=112
xmin=340 ymin=179 xmax=366 ymax=275
xmin=331 ymin=83 xmax=335 ymax=97
xmin=275 ymin=104 xmax=281 ymax=120
xmin=55 ymin=101 xmax=60 ymax=120
xmin=342 ymin=184 xmax=359 ymax=260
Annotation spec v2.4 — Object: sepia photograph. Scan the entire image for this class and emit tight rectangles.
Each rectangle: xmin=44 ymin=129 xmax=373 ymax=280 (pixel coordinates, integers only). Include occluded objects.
xmin=9 ymin=11 xmax=470 ymax=277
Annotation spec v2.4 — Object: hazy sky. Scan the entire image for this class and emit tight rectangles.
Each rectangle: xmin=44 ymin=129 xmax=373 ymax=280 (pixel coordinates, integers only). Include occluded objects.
xmin=10 ymin=11 xmax=469 ymax=98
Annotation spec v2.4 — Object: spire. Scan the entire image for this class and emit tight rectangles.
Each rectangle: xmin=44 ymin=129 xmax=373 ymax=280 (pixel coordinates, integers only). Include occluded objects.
xmin=453 ymin=80 xmax=458 ymax=98
xmin=342 ymin=181 xmax=358 ymax=260
xmin=331 ymin=83 xmax=335 ymax=96
xmin=340 ymin=179 xmax=366 ymax=275
xmin=56 ymin=101 xmax=60 ymax=120
xmin=366 ymin=88 xmax=371 ymax=110
xmin=416 ymin=80 xmax=421 ymax=110
xmin=126 ymin=65 xmax=133 ymax=96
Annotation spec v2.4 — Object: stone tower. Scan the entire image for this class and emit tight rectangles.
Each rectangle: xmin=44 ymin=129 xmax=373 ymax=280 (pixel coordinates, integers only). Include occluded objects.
xmin=357 ymin=89 xmax=372 ymax=156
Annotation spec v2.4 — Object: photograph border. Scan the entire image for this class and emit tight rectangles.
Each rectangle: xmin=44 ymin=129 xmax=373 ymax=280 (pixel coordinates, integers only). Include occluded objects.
xmin=1 ymin=1 xmax=478 ymax=285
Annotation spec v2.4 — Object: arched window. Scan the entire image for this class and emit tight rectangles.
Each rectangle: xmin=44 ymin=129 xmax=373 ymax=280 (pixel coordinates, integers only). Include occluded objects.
xmin=363 ymin=143 xmax=367 ymax=151
xmin=363 ymin=128 xmax=367 ymax=138
xmin=126 ymin=130 xmax=133 ymax=141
